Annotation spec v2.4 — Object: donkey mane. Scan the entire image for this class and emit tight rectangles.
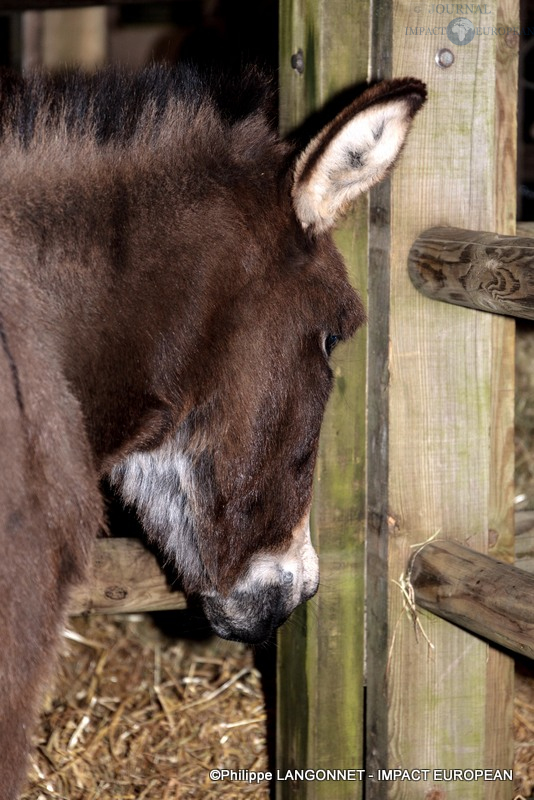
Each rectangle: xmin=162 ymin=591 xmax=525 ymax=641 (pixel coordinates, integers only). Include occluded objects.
xmin=0 ymin=64 xmax=279 ymax=150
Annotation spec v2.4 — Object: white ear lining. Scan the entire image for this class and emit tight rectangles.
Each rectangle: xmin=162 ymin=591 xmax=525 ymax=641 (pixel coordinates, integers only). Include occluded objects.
xmin=292 ymin=89 xmax=424 ymax=234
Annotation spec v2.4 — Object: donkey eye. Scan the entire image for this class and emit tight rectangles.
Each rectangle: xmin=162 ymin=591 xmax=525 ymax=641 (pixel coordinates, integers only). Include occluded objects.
xmin=324 ymin=333 xmax=340 ymax=357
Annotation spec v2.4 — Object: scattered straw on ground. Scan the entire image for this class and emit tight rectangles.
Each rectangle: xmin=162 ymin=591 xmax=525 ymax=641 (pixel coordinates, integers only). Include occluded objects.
xmin=515 ymin=323 xmax=534 ymax=800
xmin=515 ymin=665 xmax=534 ymax=799
xmin=21 ymin=614 xmax=270 ymax=800
xmin=516 ymin=323 xmax=534 ymax=506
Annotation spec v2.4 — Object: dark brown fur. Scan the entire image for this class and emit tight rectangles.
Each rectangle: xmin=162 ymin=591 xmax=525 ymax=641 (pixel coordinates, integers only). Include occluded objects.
xmin=0 ymin=65 xmax=366 ymax=797
xmin=0 ymin=64 xmax=427 ymax=795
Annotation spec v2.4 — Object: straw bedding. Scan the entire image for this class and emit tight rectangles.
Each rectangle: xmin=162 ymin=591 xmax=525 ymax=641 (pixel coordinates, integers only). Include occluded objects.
xmin=21 ymin=614 xmax=270 ymax=799
xmin=516 ymin=660 xmax=534 ymax=800
xmin=514 ymin=322 xmax=534 ymax=800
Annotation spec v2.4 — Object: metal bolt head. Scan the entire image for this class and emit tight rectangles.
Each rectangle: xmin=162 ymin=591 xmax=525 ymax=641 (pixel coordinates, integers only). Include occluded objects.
xmin=435 ymin=48 xmax=455 ymax=68
xmin=291 ymin=48 xmax=304 ymax=74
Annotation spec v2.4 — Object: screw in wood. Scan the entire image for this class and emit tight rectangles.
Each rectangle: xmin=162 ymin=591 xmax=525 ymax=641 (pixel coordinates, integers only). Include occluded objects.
xmin=435 ymin=48 xmax=455 ymax=68
xmin=291 ymin=48 xmax=304 ymax=74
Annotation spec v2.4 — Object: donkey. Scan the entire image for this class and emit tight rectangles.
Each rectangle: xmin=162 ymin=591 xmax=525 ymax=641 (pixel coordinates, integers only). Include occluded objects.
xmin=0 ymin=65 xmax=425 ymax=796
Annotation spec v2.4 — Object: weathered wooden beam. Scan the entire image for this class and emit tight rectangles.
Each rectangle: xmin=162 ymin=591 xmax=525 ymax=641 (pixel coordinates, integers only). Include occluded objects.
xmin=277 ymin=2 xmax=369 ymax=797
xmin=408 ymin=226 xmax=534 ymax=320
xmin=69 ymin=538 xmax=187 ymax=615
xmin=366 ymin=0 xmax=516 ymax=791
xmin=410 ymin=539 xmax=534 ymax=661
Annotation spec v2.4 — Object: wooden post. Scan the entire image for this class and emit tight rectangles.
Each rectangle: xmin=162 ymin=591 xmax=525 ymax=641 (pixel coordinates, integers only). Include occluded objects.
xmin=409 ymin=539 xmax=534 ymax=660
xmin=409 ymin=226 xmax=534 ymax=320
xmin=366 ymin=0 xmax=517 ymax=798
xmin=277 ymin=2 xmax=370 ymax=797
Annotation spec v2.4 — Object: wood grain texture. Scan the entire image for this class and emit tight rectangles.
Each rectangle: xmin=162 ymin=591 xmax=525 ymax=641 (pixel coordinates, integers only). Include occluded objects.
xmin=277 ymin=2 xmax=369 ymax=798
xmin=69 ymin=538 xmax=187 ymax=615
xmin=366 ymin=0 xmax=516 ymax=796
xmin=410 ymin=539 xmax=534 ymax=659
xmin=409 ymin=226 xmax=534 ymax=320
xmin=487 ymin=5 xmax=517 ymax=776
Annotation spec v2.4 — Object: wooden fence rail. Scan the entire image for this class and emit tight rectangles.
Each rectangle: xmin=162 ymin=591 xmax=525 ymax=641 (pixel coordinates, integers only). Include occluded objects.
xmin=69 ymin=538 xmax=186 ymax=615
xmin=408 ymin=227 xmax=534 ymax=661
xmin=410 ymin=538 xmax=534 ymax=661
xmin=408 ymin=226 xmax=534 ymax=320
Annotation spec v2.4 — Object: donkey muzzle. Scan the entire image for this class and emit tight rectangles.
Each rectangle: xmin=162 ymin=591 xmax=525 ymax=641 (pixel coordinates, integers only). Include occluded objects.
xmin=201 ymin=514 xmax=319 ymax=643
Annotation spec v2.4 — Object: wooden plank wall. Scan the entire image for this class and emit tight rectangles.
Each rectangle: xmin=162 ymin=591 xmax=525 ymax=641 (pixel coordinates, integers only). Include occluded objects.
xmin=277 ymin=2 xmax=371 ymax=798
xmin=366 ymin=0 xmax=517 ymax=798
xmin=278 ymin=0 xmax=518 ymax=797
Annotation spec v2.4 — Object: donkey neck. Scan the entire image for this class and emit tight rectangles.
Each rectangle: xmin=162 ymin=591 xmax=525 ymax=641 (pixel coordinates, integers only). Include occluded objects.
xmin=1 ymin=147 xmax=272 ymax=467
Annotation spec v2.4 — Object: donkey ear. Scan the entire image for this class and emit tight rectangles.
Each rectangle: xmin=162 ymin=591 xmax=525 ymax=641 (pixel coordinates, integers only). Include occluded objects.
xmin=292 ymin=78 xmax=426 ymax=233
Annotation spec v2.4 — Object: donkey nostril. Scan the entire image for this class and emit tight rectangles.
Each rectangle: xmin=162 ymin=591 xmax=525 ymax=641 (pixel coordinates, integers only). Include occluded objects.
xmin=281 ymin=570 xmax=294 ymax=586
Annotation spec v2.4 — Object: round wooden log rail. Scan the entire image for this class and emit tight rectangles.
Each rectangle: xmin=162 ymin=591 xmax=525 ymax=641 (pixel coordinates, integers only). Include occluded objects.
xmin=408 ymin=226 xmax=534 ymax=320
xmin=410 ymin=539 xmax=534 ymax=660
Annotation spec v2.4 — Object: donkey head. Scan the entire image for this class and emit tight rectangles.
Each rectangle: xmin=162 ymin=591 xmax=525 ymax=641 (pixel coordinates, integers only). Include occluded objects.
xmin=110 ymin=77 xmax=425 ymax=642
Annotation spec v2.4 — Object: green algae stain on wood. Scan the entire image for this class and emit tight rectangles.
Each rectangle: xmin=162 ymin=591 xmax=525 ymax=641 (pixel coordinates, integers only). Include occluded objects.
xmin=277 ymin=2 xmax=370 ymax=798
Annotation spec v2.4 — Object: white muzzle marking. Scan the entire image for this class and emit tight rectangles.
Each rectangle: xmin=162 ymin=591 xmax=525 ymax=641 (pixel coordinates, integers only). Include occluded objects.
xmin=235 ymin=511 xmax=319 ymax=605
xmin=200 ymin=512 xmax=319 ymax=642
